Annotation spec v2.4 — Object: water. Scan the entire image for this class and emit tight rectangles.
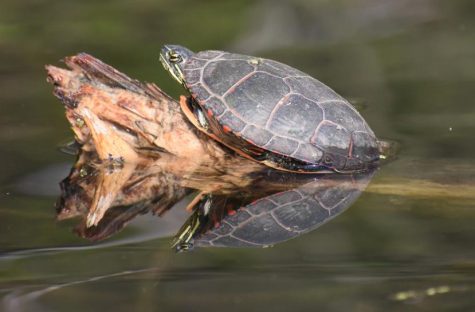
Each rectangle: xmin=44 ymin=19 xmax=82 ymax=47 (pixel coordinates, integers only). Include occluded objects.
xmin=1 ymin=0 xmax=474 ymax=311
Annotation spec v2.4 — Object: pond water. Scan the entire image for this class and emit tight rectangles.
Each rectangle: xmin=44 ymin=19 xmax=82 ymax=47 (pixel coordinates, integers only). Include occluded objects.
xmin=1 ymin=0 xmax=474 ymax=311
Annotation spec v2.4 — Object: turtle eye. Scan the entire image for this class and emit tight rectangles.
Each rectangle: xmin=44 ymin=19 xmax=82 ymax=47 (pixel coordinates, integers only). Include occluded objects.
xmin=168 ymin=50 xmax=183 ymax=63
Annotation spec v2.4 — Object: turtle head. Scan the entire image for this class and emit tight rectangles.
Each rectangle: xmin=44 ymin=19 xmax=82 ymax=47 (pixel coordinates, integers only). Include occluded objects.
xmin=160 ymin=44 xmax=193 ymax=85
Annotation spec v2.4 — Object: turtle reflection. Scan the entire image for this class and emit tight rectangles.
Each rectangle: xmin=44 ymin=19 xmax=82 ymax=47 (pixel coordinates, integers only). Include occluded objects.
xmin=174 ymin=171 xmax=374 ymax=250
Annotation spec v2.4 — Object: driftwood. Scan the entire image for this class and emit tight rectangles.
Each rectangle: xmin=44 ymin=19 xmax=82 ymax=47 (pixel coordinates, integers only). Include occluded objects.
xmin=46 ymin=53 xmax=250 ymax=168
xmin=46 ymin=53 xmax=264 ymax=228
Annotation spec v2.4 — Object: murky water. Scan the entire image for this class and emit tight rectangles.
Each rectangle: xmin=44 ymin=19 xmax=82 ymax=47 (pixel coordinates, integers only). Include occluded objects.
xmin=1 ymin=0 xmax=474 ymax=311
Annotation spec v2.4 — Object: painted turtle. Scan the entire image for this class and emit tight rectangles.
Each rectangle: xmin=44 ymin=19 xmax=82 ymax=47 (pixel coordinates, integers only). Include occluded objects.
xmin=160 ymin=45 xmax=380 ymax=173
xmin=173 ymin=170 xmax=375 ymax=250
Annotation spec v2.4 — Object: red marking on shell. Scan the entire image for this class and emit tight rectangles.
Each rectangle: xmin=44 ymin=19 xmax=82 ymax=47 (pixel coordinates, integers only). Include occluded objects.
xmin=348 ymin=136 xmax=354 ymax=158
xmin=222 ymin=125 xmax=231 ymax=133
xmin=245 ymin=138 xmax=256 ymax=146
xmin=249 ymin=199 xmax=261 ymax=205
xmin=207 ymin=109 xmax=213 ymax=117
xmin=227 ymin=210 xmax=237 ymax=216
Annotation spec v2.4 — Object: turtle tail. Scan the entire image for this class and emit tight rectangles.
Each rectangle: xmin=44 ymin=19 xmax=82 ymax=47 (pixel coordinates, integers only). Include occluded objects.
xmin=377 ymin=139 xmax=401 ymax=163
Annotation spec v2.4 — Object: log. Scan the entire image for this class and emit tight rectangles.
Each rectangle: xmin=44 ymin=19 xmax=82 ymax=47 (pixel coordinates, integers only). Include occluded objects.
xmin=46 ymin=53 xmax=225 ymax=163
xmin=46 ymin=53 xmax=263 ymax=228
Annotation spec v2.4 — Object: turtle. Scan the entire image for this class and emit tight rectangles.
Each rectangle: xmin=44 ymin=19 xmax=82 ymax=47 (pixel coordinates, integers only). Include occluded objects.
xmin=160 ymin=45 xmax=380 ymax=173
xmin=172 ymin=170 xmax=375 ymax=250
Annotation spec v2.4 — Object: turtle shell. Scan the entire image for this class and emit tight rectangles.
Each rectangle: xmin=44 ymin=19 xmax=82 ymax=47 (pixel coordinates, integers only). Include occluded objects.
xmin=193 ymin=171 xmax=374 ymax=248
xmin=183 ymin=50 xmax=379 ymax=172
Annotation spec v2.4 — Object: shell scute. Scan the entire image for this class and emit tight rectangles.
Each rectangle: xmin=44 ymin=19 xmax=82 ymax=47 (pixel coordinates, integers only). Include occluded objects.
xmin=241 ymin=125 xmax=273 ymax=146
xmin=213 ymin=222 xmax=233 ymax=235
xmin=194 ymin=50 xmax=223 ymax=60
xmin=272 ymin=201 xmax=322 ymax=231
xmin=267 ymin=94 xmax=324 ymax=141
xmin=262 ymin=59 xmax=303 ymax=77
xmin=202 ymin=97 xmax=226 ymax=116
xmin=183 ymin=68 xmax=200 ymax=85
xmin=265 ymin=136 xmax=299 ymax=156
xmin=271 ymin=190 xmax=303 ymax=205
xmin=212 ymin=236 xmax=254 ymax=247
xmin=224 ymin=72 xmax=290 ymax=126
xmin=320 ymin=101 xmax=368 ymax=133
xmin=225 ymin=209 xmax=252 ymax=226
xmin=202 ymin=60 xmax=254 ymax=95
xmin=190 ymin=84 xmax=210 ymax=101
xmin=219 ymin=111 xmax=246 ymax=132
xmin=233 ymin=214 xmax=292 ymax=244
xmin=246 ymin=198 xmax=276 ymax=215
xmin=292 ymin=144 xmax=323 ymax=163
xmin=285 ymin=76 xmax=343 ymax=102
xmin=312 ymin=121 xmax=351 ymax=154
xmin=185 ymin=58 xmax=208 ymax=71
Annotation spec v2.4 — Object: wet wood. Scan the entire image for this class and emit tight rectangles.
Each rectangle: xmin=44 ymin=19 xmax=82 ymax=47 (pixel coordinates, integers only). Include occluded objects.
xmin=46 ymin=54 xmax=224 ymax=164
xmin=46 ymin=53 xmax=264 ymax=227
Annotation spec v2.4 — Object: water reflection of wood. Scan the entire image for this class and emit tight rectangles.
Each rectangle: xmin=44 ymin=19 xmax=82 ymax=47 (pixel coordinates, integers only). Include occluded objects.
xmin=47 ymin=54 xmax=374 ymax=248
